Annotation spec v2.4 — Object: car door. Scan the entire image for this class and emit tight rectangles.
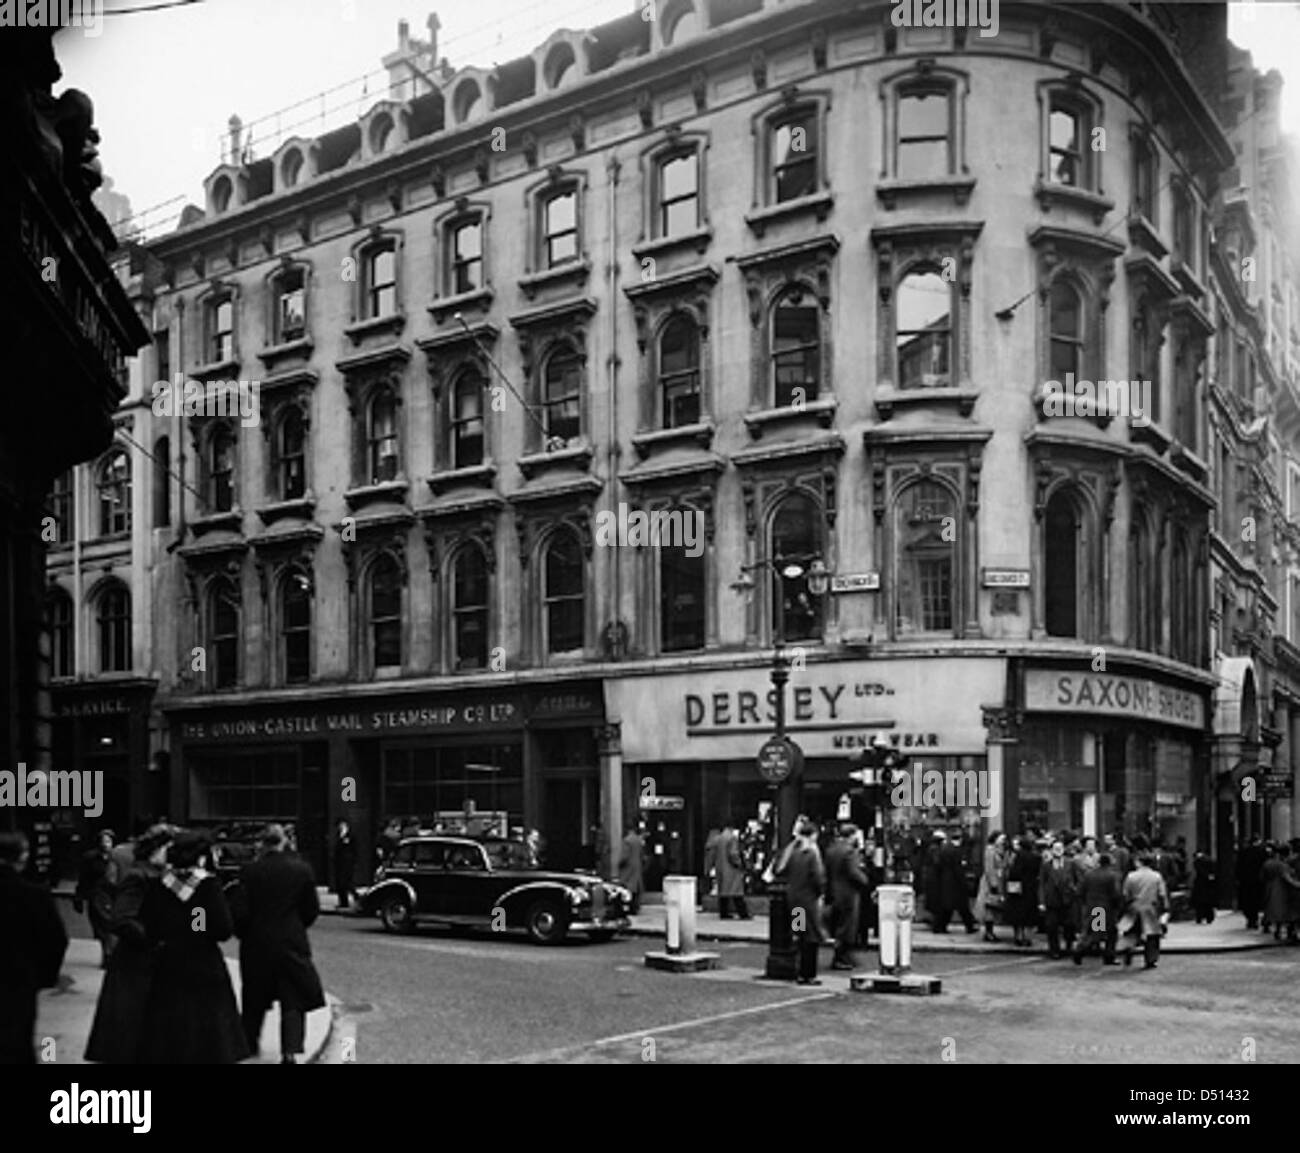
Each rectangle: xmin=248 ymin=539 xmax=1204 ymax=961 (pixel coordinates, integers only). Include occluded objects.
xmin=442 ymin=842 xmax=495 ymax=917
xmin=409 ymin=840 xmax=450 ymax=915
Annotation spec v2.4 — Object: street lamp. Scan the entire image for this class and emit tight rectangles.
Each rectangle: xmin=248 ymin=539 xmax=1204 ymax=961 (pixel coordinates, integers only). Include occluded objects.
xmin=732 ymin=552 xmax=829 ymax=980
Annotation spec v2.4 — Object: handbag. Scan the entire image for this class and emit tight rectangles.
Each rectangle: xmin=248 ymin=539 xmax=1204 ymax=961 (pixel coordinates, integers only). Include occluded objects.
xmin=1005 ymin=880 xmax=1023 ymax=895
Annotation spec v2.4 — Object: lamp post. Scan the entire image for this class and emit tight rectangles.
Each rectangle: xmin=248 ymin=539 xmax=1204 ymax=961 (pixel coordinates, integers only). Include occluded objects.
xmin=733 ymin=553 xmax=829 ymax=980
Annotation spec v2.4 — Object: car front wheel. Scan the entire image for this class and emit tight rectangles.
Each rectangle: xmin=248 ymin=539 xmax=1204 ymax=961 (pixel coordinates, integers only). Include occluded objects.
xmin=525 ymin=899 xmax=569 ymax=945
xmin=379 ymin=893 xmax=414 ymax=933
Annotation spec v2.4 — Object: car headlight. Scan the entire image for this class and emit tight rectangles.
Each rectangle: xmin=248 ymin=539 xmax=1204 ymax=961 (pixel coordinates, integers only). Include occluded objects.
xmin=570 ymin=887 xmax=592 ymax=906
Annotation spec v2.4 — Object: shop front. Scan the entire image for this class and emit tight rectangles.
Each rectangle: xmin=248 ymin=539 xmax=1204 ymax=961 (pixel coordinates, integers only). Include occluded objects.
xmin=1015 ymin=662 xmax=1211 ymax=854
xmin=167 ymin=680 xmax=606 ymax=882
xmin=606 ymin=657 xmax=1008 ymax=891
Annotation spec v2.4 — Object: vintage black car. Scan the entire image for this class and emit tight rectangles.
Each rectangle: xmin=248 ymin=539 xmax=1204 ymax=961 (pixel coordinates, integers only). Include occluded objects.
xmin=358 ymin=835 xmax=632 ymax=944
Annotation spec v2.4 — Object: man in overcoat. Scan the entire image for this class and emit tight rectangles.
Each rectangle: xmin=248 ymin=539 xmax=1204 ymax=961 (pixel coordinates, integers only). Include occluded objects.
xmin=1119 ymin=853 xmax=1170 ymax=969
xmin=233 ymin=824 xmax=325 ymax=1063
xmin=1072 ymin=851 xmax=1122 ymax=966
xmin=617 ymin=827 xmax=645 ymax=914
xmin=774 ymin=818 xmax=827 ymax=985
xmin=716 ymin=822 xmax=750 ymax=919
xmin=1038 ymin=840 xmax=1081 ymax=958
xmin=0 ymin=833 xmax=67 ymax=1063
xmin=826 ymin=825 xmax=870 ymax=969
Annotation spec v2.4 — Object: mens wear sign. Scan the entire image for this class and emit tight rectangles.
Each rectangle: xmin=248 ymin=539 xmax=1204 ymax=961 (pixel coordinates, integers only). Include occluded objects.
xmin=607 ymin=658 xmax=1005 ymax=762
xmin=1024 ymin=670 xmax=1206 ymax=731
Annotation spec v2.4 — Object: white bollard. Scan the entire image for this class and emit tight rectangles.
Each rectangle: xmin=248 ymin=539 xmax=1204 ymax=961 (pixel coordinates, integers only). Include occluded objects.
xmin=663 ymin=875 xmax=697 ymax=955
xmin=877 ymin=884 xmax=915 ymax=974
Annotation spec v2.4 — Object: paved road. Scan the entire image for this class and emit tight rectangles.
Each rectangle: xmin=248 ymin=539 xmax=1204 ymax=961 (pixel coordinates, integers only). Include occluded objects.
xmin=309 ymin=916 xmax=1300 ymax=1064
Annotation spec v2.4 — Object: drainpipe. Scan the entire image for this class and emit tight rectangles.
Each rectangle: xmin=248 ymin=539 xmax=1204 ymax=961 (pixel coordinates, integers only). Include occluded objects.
xmin=603 ymin=151 xmax=623 ymax=881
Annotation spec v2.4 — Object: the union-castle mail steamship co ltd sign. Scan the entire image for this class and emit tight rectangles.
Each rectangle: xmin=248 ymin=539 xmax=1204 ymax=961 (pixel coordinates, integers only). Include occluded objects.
xmin=1023 ymin=671 xmax=1206 ymax=731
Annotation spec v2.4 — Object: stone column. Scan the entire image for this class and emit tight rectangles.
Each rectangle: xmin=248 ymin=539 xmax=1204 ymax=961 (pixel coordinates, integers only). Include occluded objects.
xmin=982 ymin=706 xmax=1023 ymax=836
xmin=596 ymin=722 xmax=623 ymax=879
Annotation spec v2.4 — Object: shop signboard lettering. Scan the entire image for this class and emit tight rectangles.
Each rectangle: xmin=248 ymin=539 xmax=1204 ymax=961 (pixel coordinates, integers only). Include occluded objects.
xmin=1261 ymin=772 xmax=1294 ymax=799
xmin=1024 ymin=670 xmax=1205 ymax=731
xmin=55 ymin=697 xmax=131 ymax=718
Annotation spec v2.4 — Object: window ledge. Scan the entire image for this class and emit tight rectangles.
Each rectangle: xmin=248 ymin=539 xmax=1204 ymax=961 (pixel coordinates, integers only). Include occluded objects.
xmin=875 ymin=386 xmax=978 ymax=420
xmin=631 ymin=226 xmax=714 ymax=261
xmin=1170 ymin=259 xmax=1205 ymax=301
xmin=546 ymin=650 xmax=590 ymax=667
xmin=1130 ymin=420 xmax=1173 ymax=454
xmin=426 ymin=462 xmax=497 ymax=495
xmin=518 ymin=259 xmax=591 ymax=301
xmin=743 ymin=396 xmax=837 ymax=439
xmin=876 ymin=175 xmax=976 ymax=210
xmin=344 ymin=479 xmax=409 ymax=511
xmin=428 ymin=286 xmax=494 ymax=325
xmin=190 ymin=356 xmax=241 ymax=382
xmin=344 ymin=312 xmax=407 ymax=345
xmin=256 ymin=497 xmax=316 ymax=526
xmin=190 ymin=510 xmax=243 ymax=536
xmin=744 ymin=190 xmax=834 ymax=238
xmin=83 ymin=531 xmax=132 ymax=547
xmin=1032 ymin=384 xmax=1113 ymax=429
xmin=1170 ymin=442 xmax=1208 ymax=483
xmin=1033 ymin=179 xmax=1115 ymax=226
xmin=257 ymin=336 xmax=313 ymax=369
xmin=1126 ymin=214 xmax=1168 ymax=260
xmin=517 ymin=442 xmax=593 ymax=479
xmin=630 ymin=421 xmax=716 ymax=460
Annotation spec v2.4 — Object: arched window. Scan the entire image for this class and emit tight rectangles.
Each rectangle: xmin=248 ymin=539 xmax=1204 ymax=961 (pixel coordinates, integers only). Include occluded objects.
xmin=152 ymin=437 xmax=170 ymax=528
xmin=208 ymin=578 xmax=240 ymax=688
xmin=543 ymin=345 xmax=582 ymax=445
xmin=661 ymin=517 xmax=705 ymax=652
xmin=276 ymin=407 xmax=307 ymax=500
xmin=369 ymin=114 xmax=394 ymax=154
xmin=543 ymin=531 xmax=584 ymax=655
xmin=281 ymin=149 xmax=303 ymax=189
xmin=894 ymin=481 xmax=955 ymax=637
xmin=545 ymin=43 xmax=576 ymax=90
xmin=208 ymin=424 xmax=236 ymax=512
xmin=48 ymin=588 xmax=73 ymax=678
xmin=452 ymin=546 xmax=489 ymax=670
xmin=770 ymin=493 xmax=824 ymax=642
xmin=659 ymin=314 xmax=701 ymax=429
xmin=771 ymin=288 xmax=820 ymax=407
xmin=97 ymin=583 xmax=131 ymax=673
xmin=97 ymin=449 xmax=131 ymax=536
xmin=664 ymin=1 xmax=701 ymax=45
xmin=450 ymin=370 xmax=485 ymax=469
xmin=1044 ymin=491 xmax=1079 ymax=638
xmin=369 ymin=554 xmax=403 ymax=670
xmin=368 ymin=390 xmax=399 ymax=483
xmin=281 ymin=570 xmax=311 ymax=684
xmin=1049 ymin=279 xmax=1084 ymax=383
xmin=212 ymin=176 xmax=232 ymax=214
xmin=896 ymin=269 xmax=952 ymax=389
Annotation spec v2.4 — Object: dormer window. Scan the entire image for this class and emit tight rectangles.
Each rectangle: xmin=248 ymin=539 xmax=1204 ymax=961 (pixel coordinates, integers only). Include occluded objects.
xmin=369 ymin=113 xmax=394 ymax=154
xmin=770 ymin=110 xmax=818 ymax=204
xmin=543 ymin=189 xmax=578 ymax=268
xmin=281 ymin=149 xmax=303 ymax=189
xmin=664 ymin=1 xmax=702 ymax=45
xmin=212 ymin=176 xmax=232 ymax=214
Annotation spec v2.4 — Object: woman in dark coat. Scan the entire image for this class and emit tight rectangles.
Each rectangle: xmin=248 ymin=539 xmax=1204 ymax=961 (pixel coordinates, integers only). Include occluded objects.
xmin=331 ymin=819 xmax=357 ymax=911
xmin=84 ymin=825 xmax=173 ymax=1063
xmin=137 ymin=830 xmax=249 ymax=1064
xmin=75 ymin=830 xmax=118 ymax=968
xmin=1261 ymin=844 xmax=1299 ymax=941
xmin=1190 ymin=851 xmax=1216 ymax=924
xmin=1004 ymin=836 xmax=1041 ymax=946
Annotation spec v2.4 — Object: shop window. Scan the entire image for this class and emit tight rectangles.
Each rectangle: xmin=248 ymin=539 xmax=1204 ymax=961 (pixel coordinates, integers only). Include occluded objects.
xmin=97 ymin=582 xmax=131 ymax=673
xmin=274 ymin=407 xmax=307 ymax=501
xmin=1044 ymin=492 xmax=1079 ymax=638
xmin=382 ymin=743 xmax=523 ymax=829
xmin=656 ymin=150 xmax=699 ymax=239
xmin=48 ymin=469 xmax=73 ymax=543
xmin=770 ymin=492 xmax=824 ymax=642
xmin=894 ymin=481 xmax=955 ymax=637
xmin=208 ymin=578 xmax=240 ymax=689
xmin=771 ymin=288 xmax=821 ymax=408
xmin=152 ymin=437 xmax=170 ymax=528
xmin=207 ymin=423 xmax=236 ymax=513
xmin=450 ymin=369 xmax=485 ymax=469
xmin=190 ymin=751 xmax=299 ymax=821
xmin=659 ymin=314 xmax=701 ymax=429
xmin=367 ymin=388 xmax=400 ymax=484
xmin=896 ymin=86 xmax=952 ymax=180
xmin=452 ymin=545 xmax=489 ymax=670
xmin=660 ymin=534 xmax=705 ymax=653
xmin=542 ymin=344 xmax=583 ymax=445
xmin=97 ymin=448 xmax=131 ymax=537
xmin=543 ymin=530 xmax=585 ymax=656
xmin=369 ymin=554 xmax=403 ymax=671
xmin=895 ymin=268 xmax=953 ymax=389
xmin=281 ymin=570 xmax=312 ymax=685
xmin=48 ymin=588 xmax=73 ymax=678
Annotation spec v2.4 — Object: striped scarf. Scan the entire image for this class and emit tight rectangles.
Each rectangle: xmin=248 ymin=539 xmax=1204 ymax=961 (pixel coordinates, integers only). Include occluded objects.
xmin=160 ymin=866 xmax=211 ymax=903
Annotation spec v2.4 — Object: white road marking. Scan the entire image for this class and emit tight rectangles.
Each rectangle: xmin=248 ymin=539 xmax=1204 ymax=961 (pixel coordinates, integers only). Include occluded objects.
xmin=373 ymin=935 xmax=564 ymax=963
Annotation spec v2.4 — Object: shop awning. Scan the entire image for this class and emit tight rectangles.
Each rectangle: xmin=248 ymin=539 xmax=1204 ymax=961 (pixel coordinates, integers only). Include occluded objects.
xmin=1212 ymin=655 xmax=1258 ymax=739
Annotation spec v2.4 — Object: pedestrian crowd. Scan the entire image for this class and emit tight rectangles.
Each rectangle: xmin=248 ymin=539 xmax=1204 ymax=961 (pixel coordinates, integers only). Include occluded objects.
xmin=1232 ymin=832 xmax=1300 ymax=942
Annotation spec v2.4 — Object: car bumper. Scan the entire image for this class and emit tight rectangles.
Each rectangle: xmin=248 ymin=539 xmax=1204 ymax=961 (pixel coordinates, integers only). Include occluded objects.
xmin=568 ymin=916 xmax=630 ymax=934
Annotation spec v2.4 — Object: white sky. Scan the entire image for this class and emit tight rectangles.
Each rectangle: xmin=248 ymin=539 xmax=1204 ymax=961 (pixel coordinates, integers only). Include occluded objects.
xmin=57 ymin=0 xmax=634 ymax=230
xmin=50 ymin=0 xmax=1300 ymax=231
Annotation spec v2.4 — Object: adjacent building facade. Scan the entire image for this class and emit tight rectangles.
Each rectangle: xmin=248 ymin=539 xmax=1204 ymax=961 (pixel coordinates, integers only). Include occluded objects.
xmin=44 ymin=0 xmax=1300 ymax=887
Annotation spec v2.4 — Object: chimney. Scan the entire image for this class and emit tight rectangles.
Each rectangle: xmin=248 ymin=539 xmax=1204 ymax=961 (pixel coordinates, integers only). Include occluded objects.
xmin=427 ymin=12 xmax=441 ymax=63
xmin=228 ymin=114 xmax=243 ymax=164
xmin=398 ymin=18 xmax=410 ymax=51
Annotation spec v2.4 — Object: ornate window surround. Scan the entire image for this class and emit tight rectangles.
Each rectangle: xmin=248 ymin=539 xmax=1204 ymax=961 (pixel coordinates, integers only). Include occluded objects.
xmin=193 ymin=279 xmax=240 ymax=378
xmin=346 ymin=226 xmax=406 ymax=343
xmin=1034 ymin=76 xmax=1115 ymax=225
xmin=338 ymin=344 xmax=413 ymax=510
xmin=529 ymin=516 xmax=594 ymax=666
xmin=431 ymin=197 xmax=494 ymax=323
xmin=343 ymin=532 xmax=411 ymax=679
xmin=427 ymin=521 xmax=498 ymax=674
xmin=261 ymin=256 xmax=313 ymax=369
xmin=632 ymin=128 xmax=713 ymax=259
xmin=870 ymin=221 xmax=982 ymax=418
xmin=258 ymin=390 xmax=314 ymax=521
xmin=519 ymin=166 xmax=592 ymax=298
xmin=631 ymin=488 xmax=717 ymax=657
xmin=1126 ymin=122 xmax=1165 ymax=258
xmin=418 ymin=322 xmax=501 ymax=494
xmin=876 ymin=58 xmax=975 ymax=210
xmin=745 ymin=87 xmax=834 ymax=237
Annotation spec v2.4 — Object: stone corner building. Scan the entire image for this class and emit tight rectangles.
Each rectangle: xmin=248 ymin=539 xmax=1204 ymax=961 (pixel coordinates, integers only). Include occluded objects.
xmin=2 ymin=30 xmax=151 ymax=860
xmin=47 ymin=0 xmax=1300 ymax=894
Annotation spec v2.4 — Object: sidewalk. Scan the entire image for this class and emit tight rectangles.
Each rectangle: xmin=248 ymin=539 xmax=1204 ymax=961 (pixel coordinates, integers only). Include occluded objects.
xmin=623 ymin=908 xmax=1296 ymax=954
xmin=36 ymin=937 xmax=335 ymax=1065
